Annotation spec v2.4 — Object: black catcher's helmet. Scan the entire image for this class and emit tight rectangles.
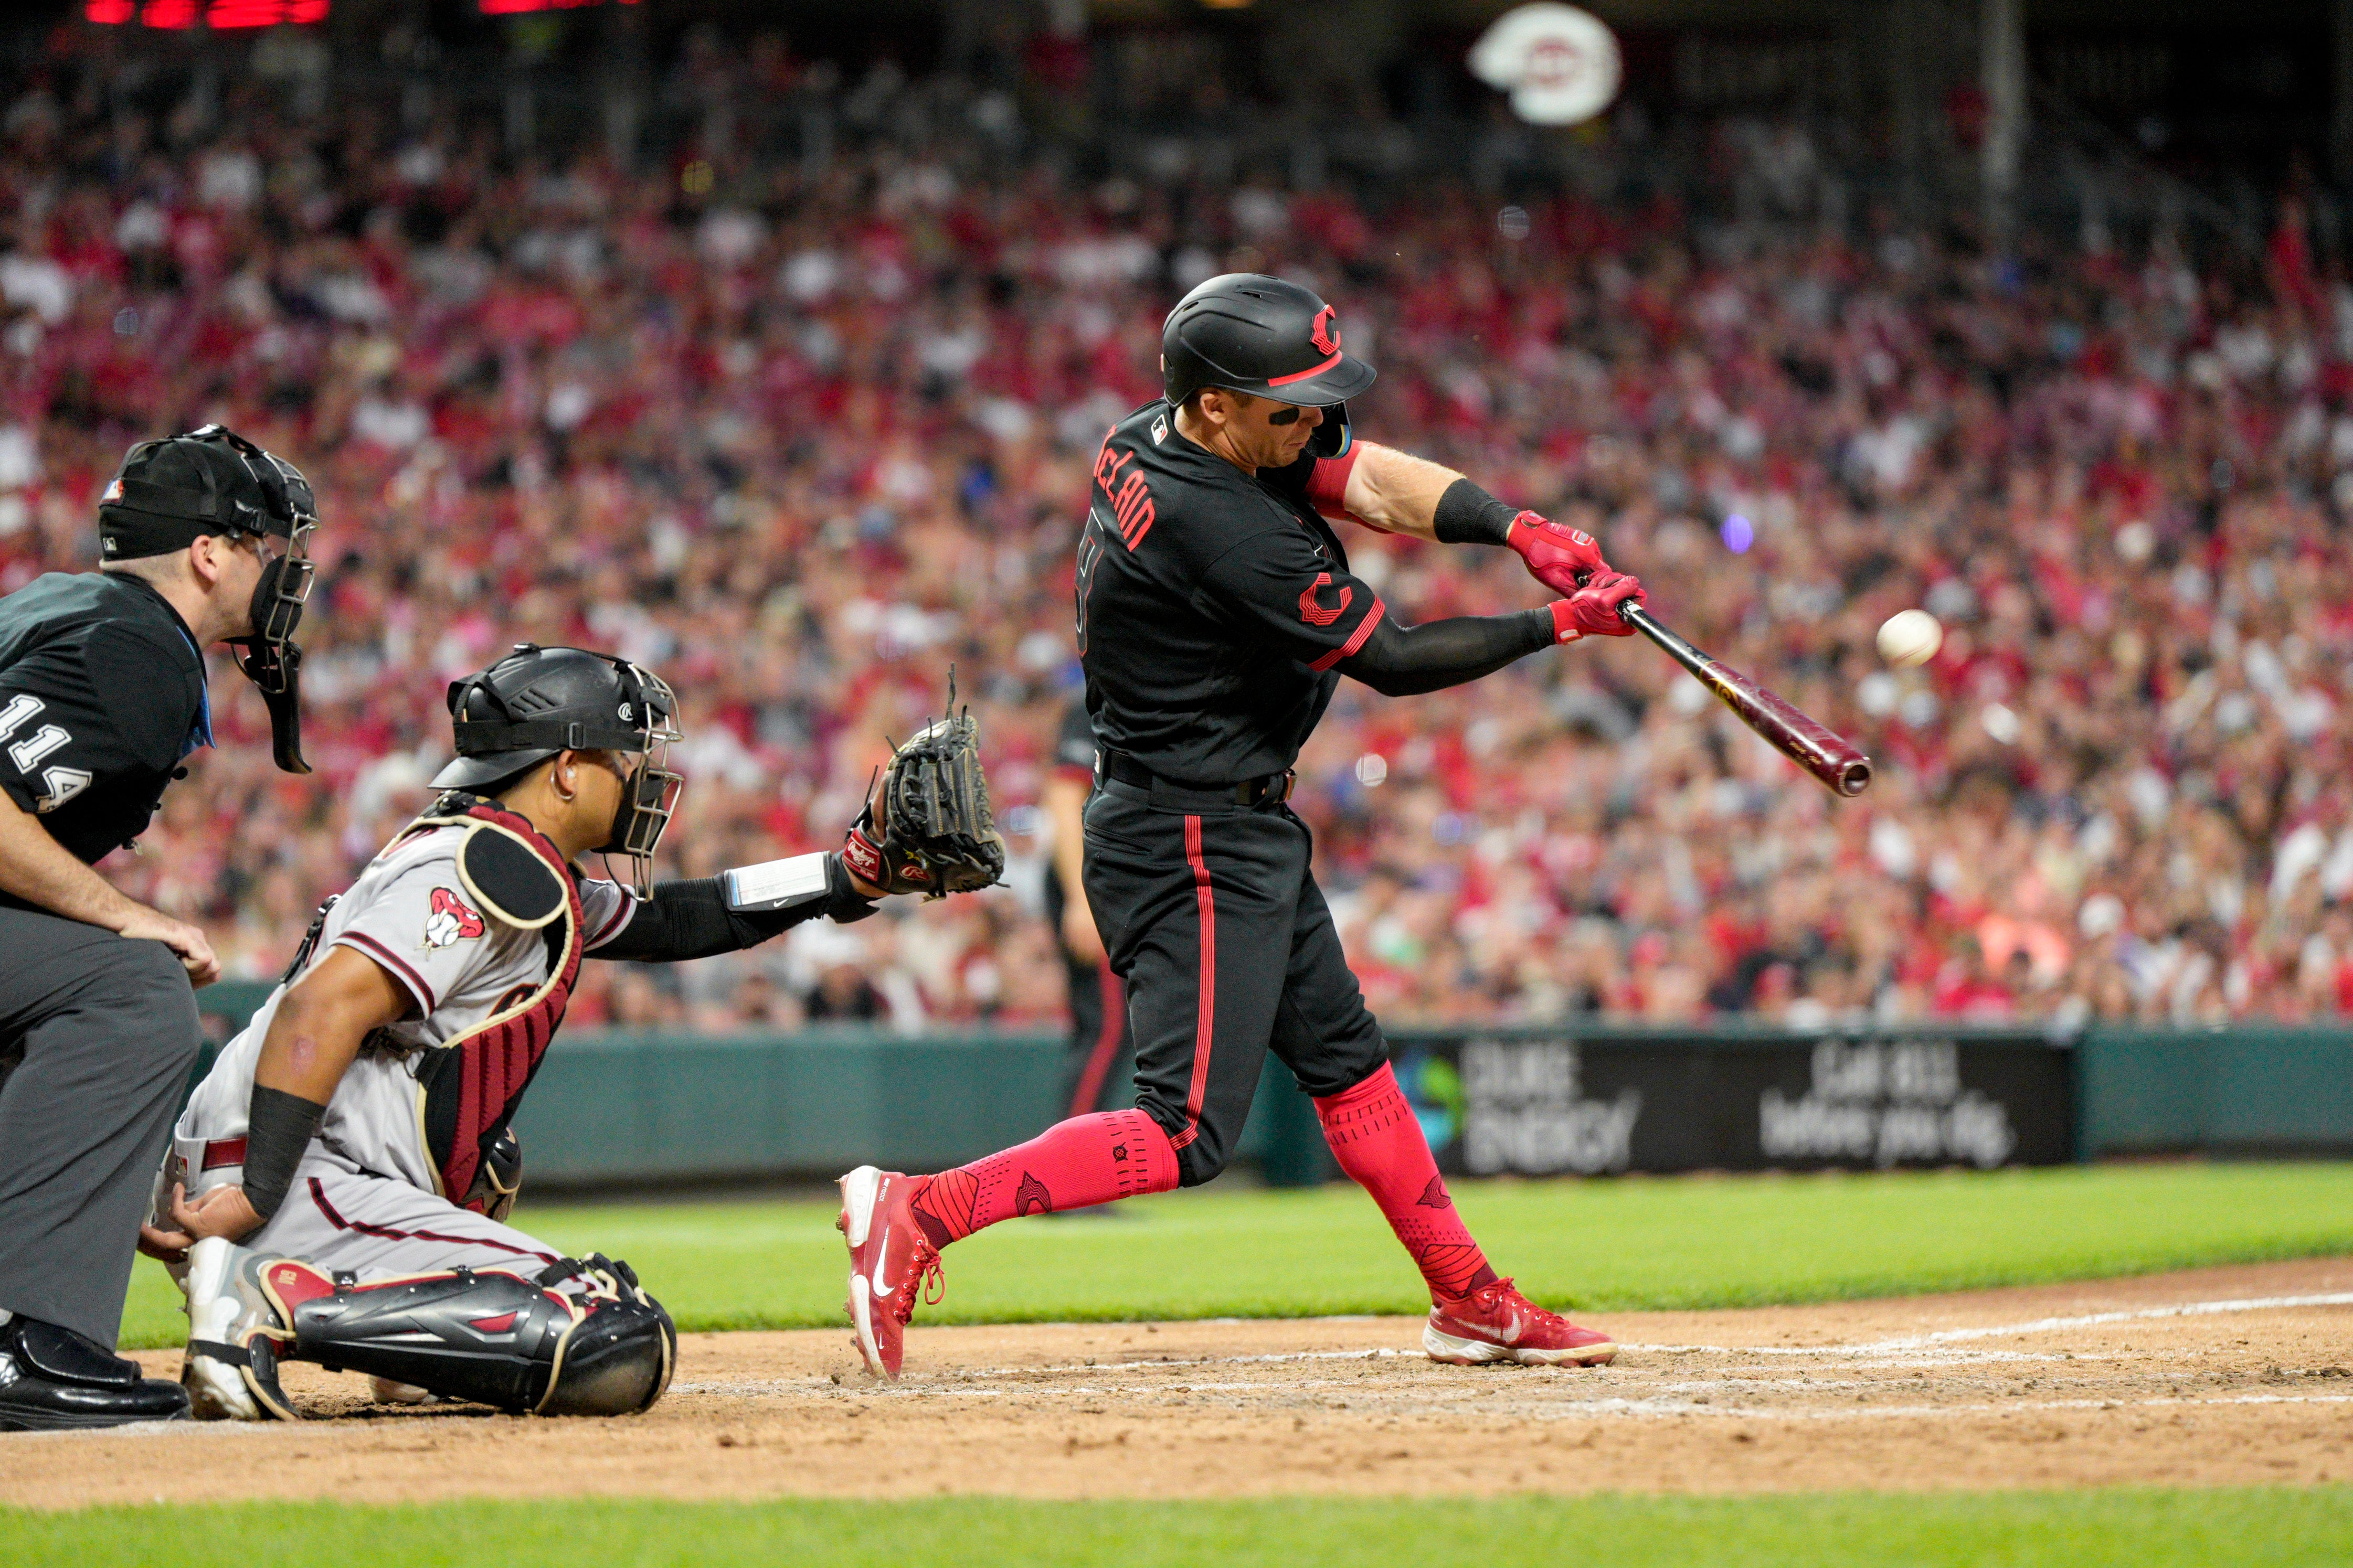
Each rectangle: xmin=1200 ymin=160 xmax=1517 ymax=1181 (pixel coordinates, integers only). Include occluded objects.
xmin=1160 ymin=273 xmax=1377 ymax=410
xmin=434 ymin=645 xmax=684 ymax=897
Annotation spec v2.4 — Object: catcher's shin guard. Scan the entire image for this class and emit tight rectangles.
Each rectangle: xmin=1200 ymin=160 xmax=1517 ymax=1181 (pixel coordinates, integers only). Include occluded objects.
xmin=278 ymin=1254 xmax=675 ymax=1417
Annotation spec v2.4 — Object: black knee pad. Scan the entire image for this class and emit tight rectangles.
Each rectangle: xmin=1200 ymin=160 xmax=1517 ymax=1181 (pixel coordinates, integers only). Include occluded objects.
xmin=283 ymin=1255 xmax=674 ymax=1416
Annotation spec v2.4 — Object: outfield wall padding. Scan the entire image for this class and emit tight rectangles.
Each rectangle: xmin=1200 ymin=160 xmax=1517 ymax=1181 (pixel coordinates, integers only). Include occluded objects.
xmin=180 ymin=987 xmax=2353 ymax=1185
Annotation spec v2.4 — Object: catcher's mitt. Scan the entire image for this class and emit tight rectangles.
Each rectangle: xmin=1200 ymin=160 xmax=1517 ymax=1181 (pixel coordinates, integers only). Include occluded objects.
xmin=842 ymin=671 xmax=1006 ymax=898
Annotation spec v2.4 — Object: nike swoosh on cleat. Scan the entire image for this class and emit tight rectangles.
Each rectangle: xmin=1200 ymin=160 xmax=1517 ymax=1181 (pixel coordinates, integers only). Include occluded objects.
xmin=869 ymin=1228 xmax=896 ymax=1298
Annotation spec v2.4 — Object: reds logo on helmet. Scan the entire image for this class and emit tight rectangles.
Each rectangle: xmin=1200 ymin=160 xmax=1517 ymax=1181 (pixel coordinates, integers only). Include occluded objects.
xmin=1310 ymin=306 xmax=1341 ymax=357
xmin=423 ymin=887 xmax=486 ymax=950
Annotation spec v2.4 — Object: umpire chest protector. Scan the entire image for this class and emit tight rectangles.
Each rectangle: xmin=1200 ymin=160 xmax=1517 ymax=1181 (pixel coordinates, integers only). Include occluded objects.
xmin=399 ymin=791 xmax=585 ymax=1214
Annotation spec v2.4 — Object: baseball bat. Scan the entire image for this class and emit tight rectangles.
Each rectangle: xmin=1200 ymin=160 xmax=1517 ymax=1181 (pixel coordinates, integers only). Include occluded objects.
xmin=1619 ymin=602 xmax=1872 ymax=798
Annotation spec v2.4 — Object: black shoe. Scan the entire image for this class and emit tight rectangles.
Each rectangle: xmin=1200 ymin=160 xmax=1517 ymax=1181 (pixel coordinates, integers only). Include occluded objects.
xmin=0 ymin=1315 xmax=189 ymax=1431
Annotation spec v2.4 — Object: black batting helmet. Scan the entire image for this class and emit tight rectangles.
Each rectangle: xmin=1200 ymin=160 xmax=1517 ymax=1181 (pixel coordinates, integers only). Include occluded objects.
xmin=1160 ymin=274 xmax=1376 ymax=409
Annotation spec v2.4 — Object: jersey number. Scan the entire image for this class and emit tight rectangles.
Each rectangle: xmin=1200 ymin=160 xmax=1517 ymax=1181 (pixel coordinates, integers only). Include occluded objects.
xmin=0 ymin=695 xmax=82 ymax=808
xmin=1074 ymin=519 xmax=1105 ymax=656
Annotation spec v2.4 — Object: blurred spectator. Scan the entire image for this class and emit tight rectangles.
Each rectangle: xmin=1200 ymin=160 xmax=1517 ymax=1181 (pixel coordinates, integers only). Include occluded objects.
xmin=1 ymin=38 xmax=2347 ymax=1030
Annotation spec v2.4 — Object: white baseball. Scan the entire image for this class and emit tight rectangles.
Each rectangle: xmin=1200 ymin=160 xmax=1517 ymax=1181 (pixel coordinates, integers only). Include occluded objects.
xmin=1877 ymin=609 xmax=1943 ymax=668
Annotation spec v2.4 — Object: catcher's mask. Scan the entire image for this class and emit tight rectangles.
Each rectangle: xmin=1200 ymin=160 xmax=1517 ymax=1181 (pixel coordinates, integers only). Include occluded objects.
xmin=433 ymin=645 xmax=685 ymax=898
xmin=98 ymin=423 xmax=320 ymax=773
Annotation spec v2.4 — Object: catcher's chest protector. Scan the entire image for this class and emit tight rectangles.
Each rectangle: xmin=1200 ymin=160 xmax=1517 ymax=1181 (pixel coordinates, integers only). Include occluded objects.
xmin=403 ymin=796 xmax=585 ymax=1211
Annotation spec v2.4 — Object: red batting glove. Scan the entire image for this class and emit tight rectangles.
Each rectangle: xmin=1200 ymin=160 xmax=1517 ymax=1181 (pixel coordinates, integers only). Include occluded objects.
xmin=1550 ymin=571 xmax=1644 ymax=642
xmin=1506 ymin=511 xmax=1609 ymax=595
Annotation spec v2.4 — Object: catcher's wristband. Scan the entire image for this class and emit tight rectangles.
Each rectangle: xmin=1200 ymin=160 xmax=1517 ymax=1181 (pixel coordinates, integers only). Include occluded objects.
xmin=242 ymin=1086 xmax=328 ymax=1222
xmin=720 ymin=851 xmax=833 ymax=913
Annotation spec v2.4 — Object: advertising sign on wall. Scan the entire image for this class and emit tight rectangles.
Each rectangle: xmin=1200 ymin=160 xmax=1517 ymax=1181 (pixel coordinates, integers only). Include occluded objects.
xmin=1393 ymin=1029 xmax=2074 ymax=1176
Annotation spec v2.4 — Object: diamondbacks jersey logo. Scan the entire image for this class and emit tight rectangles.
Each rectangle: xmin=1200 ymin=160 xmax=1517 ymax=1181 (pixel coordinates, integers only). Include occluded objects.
xmin=423 ymin=887 xmax=486 ymax=950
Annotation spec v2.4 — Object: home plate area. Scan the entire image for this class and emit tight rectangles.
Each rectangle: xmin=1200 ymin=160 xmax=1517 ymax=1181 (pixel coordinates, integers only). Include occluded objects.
xmin=8 ymin=1259 xmax=2351 ymax=1508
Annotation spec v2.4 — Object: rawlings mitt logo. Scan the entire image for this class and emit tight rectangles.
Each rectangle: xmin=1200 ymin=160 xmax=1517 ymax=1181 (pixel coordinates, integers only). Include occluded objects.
xmin=423 ymin=887 xmax=486 ymax=949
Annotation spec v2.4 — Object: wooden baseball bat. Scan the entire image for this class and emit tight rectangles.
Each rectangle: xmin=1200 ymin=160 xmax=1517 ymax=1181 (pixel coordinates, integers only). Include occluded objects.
xmin=1619 ymin=602 xmax=1872 ymax=798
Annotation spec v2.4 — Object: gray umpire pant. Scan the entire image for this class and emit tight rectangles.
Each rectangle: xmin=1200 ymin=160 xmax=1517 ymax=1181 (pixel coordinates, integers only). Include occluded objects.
xmin=0 ymin=904 xmax=201 ymax=1349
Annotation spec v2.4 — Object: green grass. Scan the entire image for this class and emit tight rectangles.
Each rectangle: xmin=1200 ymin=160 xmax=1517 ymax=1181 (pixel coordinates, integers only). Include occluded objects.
xmin=121 ymin=1160 xmax=2353 ymax=1350
xmin=9 ymin=1490 xmax=2353 ymax=1567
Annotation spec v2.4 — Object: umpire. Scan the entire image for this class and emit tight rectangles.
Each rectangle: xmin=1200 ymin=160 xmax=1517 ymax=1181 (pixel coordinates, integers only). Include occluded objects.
xmin=0 ymin=425 xmax=317 ymax=1429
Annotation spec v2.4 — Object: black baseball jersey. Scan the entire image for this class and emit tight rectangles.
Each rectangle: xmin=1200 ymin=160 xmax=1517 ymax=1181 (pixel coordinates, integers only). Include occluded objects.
xmin=1075 ymin=400 xmax=1382 ymax=784
xmin=0 ymin=572 xmax=209 ymax=863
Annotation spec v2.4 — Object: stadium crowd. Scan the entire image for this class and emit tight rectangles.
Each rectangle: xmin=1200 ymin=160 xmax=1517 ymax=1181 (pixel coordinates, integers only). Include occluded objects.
xmin=0 ymin=39 xmax=2348 ymax=1031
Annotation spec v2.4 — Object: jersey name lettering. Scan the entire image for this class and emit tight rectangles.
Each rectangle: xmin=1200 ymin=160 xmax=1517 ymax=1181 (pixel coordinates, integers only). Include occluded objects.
xmin=1092 ymin=441 xmax=1155 ymax=549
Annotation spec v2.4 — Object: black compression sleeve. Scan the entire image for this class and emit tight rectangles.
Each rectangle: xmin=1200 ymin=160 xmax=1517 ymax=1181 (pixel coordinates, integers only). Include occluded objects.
xmin=595 ymin=855 xmax=876 ymax=963
xmin=242 ymin=1086 xmax=327 ymax=1221
xmin=1432 ymin=478 xmax=1521 ymax=546
xmin=1338 ymin=608 xmax=1555 ymax=697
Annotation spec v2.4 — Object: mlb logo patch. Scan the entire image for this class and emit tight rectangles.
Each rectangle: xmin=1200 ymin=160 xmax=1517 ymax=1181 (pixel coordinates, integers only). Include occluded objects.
xmin=101 ymin=478 xmax=123 ymax=504
xmin=1151 ymin=414 xmax=1168 ymax=445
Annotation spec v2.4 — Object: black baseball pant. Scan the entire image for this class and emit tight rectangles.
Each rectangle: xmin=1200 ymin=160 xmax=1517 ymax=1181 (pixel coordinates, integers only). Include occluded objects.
xmin=1059 ymin=949 xmax=1135 ymax=1119
xmin=0 ymin=905 xmax=203 ymax=1348
xmin=1082 ymin=775 xmax=1387 ymax=1186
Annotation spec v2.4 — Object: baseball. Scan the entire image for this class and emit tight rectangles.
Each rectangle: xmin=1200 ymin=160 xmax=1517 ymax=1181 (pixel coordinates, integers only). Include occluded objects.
xmin=1877 ymin=609 xmax=1943 ymax=667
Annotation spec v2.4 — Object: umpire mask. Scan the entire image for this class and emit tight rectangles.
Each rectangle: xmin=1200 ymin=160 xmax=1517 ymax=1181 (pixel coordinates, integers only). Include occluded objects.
xmin=99 ymin=424 xmax=320 ymax=774
xmin=436 ymin=646 xmax=685 ymax=898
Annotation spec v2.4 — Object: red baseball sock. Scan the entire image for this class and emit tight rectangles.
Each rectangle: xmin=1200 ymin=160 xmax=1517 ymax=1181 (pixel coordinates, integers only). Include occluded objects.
xmin=1315 ymin=1062 xmax=1498 ymax=1303
xmin=908 ymin=1109 xmax=1179 ymax=1250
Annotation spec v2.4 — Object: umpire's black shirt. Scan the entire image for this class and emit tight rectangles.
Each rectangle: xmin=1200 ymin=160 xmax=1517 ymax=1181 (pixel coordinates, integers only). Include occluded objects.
xmin=1077 ymin=400 xmax=1383 ymax=785
xmin=0 ymin=572 xmax=208 ymax=863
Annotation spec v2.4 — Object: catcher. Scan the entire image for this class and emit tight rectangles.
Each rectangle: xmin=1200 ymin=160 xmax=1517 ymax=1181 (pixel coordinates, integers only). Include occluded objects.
xmin=142 ymin=646 xmax=1000 ymax=1420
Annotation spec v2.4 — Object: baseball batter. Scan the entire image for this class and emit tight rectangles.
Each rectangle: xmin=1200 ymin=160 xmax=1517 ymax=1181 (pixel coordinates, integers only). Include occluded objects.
xmin=144 ymin=644 xmax=962 ymax=1420
xmin=838 ymin=274 xmax=1644 ymax=1379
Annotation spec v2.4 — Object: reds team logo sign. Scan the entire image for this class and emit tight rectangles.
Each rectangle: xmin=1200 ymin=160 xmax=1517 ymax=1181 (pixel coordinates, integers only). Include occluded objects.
xmin=423 ymin=887 xmax=486 ymax=949
xmin=1469 ymin=4 xmax=1623 ymax=127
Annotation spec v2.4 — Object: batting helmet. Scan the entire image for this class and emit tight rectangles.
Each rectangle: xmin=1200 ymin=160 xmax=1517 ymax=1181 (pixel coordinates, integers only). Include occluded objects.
xmin=1160 ymin=273 xmax=1377 ymax=410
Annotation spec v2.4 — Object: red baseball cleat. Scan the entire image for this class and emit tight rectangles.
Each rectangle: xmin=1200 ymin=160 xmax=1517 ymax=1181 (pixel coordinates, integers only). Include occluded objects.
xmin=836 ymin=1165 xmax=943 ymax=1381
xmin=1424 ymin=1277 xmax=1616 ymax=1367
